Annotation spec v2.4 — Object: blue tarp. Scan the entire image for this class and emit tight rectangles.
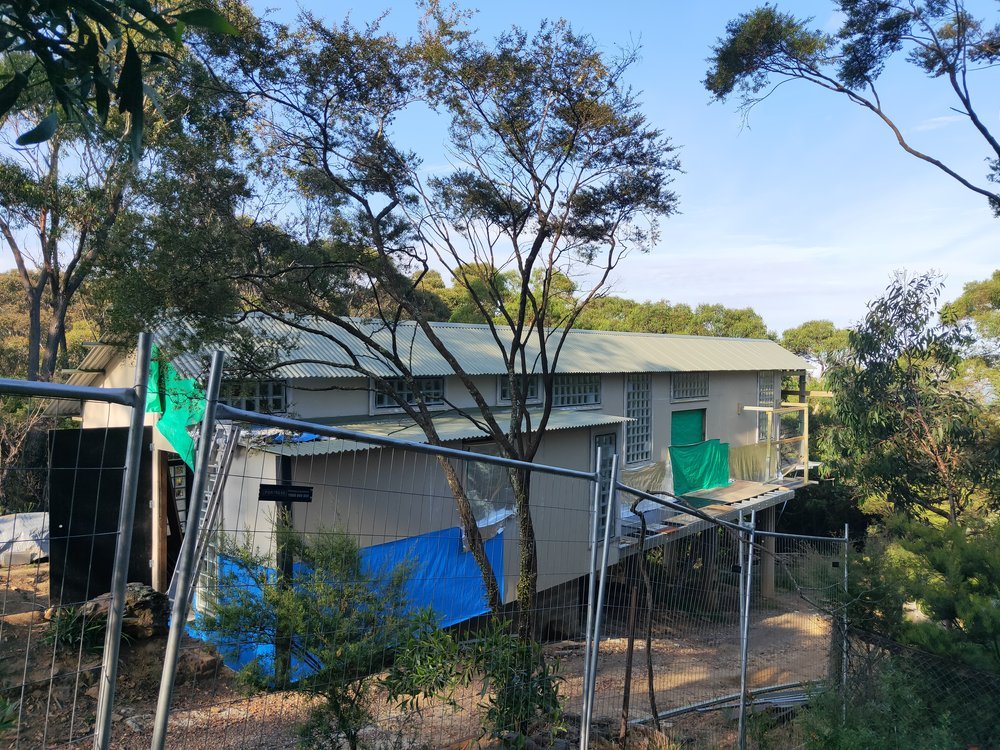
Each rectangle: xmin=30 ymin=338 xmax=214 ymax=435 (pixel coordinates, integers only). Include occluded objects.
xmin=361 ymin=526 xmax=505 ymax=629
xmin=189 ymin=526 xmax=505 ymax=674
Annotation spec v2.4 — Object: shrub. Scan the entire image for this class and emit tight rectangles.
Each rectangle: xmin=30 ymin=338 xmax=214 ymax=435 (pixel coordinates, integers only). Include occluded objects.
xmin=41 ymin=606 xmax=107 ymax=653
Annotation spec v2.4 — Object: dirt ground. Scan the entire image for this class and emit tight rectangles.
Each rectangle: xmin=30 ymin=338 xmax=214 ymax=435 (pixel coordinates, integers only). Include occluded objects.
xmin=1 ymin=563 xmax=830 ymax=749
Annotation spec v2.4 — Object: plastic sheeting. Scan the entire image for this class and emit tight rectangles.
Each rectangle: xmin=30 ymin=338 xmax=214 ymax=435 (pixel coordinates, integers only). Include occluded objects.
xmin=729 ymin=442 xmax=774 ymax=482
xmin=668 ymin=439 xmax=730 ymax=497
xmin=146 ymin=347 xmax=205 ymax=468
xmin=191 ymin=526 xmax=505 ymax=675
xmin=0 ymin=512 xmax=48 ymax=566
xmin=360 ymin=526 xmax=505 ymax=628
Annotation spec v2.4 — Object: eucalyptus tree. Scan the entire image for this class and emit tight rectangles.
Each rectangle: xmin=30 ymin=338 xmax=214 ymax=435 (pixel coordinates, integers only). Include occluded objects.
xmin=190 ymin=6 xmax=681 ymax=636
xmin=0 ymin=33 xmax=250 ymax=381
xmin=705 ymin=1 xmax=1000 ymax=215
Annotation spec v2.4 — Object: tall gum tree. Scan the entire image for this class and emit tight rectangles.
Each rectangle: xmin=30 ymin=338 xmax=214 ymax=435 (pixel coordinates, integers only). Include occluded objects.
xmin=182 ymin=6 xmax=680 ymax=637
xmin=705 ymin=1 xmax=1000 ymax=216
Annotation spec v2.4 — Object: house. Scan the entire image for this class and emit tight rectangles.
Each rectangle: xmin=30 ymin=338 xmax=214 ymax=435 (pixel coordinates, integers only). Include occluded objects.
xmin=59 ymin=318 xmax=810 ymax=634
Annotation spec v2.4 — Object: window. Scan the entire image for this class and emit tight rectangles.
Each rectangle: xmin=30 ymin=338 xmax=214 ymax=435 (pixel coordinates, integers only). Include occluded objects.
xmin=219 ymin=380 xmax=286 ymax=413
xmin=625 ymin=374 xmax=651 ymax=464
xmin=593 ymin=433 xmax=618 ymax=540
xmin=465 ymin=443 xmax=515 ymax=523
xmin=671 ymin=372 xmax=709 ymax=401
xmin=757 ymin=371 xmax=777 ymax=442
xmin=552 ymin=374 xmax=601 ymax=407
xmin=373 ymin=377 xmax=445 ymax=409
xmin=499 ymin=374 xmax=540 ymax=403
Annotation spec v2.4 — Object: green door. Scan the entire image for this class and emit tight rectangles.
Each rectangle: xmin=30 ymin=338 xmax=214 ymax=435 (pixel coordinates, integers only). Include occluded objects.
xmin=671 ymin=409 xmax=705 ymax=446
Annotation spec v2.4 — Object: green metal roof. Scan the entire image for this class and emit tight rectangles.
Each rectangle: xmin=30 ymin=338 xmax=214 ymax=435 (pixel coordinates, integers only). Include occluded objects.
xmin=259 ymin=408 xmax=630 ymax=457
xmin=165 ymin=316 xmax=808 ymax=380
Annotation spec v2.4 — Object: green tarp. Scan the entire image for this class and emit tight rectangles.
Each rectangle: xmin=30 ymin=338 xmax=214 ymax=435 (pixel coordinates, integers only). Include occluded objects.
xmin=669 ymin=438 xmax=730 ymax=497
xmin=146 ymin=347 xmax=205 ymax=469
xmin=670 ymin=408 xmax=705 ymax=446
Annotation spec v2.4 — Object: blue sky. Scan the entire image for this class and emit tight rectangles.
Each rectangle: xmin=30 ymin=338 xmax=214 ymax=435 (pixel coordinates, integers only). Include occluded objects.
xmin=262 ymin=1 xmax=999 ymax=333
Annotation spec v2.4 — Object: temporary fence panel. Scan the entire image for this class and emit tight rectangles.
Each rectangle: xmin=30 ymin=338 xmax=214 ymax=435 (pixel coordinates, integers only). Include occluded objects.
xmin=0 ymin=334 xmax=151 ymax=750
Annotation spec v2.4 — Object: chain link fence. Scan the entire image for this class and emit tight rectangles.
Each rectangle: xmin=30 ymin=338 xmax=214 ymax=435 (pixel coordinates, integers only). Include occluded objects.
xmin=0 ymin=343 xmax=853 ymax=750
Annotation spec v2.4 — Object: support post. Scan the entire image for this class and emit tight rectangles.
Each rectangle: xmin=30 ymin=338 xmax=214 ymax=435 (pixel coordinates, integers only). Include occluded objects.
xmin=582 ymin=452 xmax=618 ymax=750
xmin=841 ymin=523 xmax=849 ymax=697
xmin=580 ymin=448 xmax=603 ymax=750
xmin=760 ymin=506 xmax=775 ymax=598
xmin=93 ymin=333 xmax=152 ymax=750
xmin=150 ymin=350 xmax=225 ymax=750
xmin=274 ymin=455 xmax=294 ymax=688
xmin=737 ymin=512 xmax=756 ymax=750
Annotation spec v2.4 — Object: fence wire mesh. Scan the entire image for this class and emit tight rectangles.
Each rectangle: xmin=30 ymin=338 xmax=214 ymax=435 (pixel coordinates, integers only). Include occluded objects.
xmin=0 ymin=395 xmax=133 ymax=748
xmin=0 ymin=372 xmax=850 ymax=750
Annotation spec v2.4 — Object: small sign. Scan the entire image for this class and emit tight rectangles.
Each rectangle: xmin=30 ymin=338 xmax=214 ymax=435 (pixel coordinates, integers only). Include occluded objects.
xmin=258 ymin=484 xmax=313 ymax=503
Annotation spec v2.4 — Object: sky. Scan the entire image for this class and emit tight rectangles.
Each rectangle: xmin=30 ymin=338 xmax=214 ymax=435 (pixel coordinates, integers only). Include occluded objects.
xmin=257 ymin=1 xmax=999 ymax=333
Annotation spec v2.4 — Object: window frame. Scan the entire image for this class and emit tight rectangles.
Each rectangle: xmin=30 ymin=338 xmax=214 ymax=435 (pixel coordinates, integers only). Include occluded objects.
xmin=670 ymin=371 xmax=709 ymax=402
xmin=497 ymin=374 xmax=541 ymax=405
xmin=552 ymin=373 xmax=602 ymax=408
xmin=372 ymin=376 xmax=446 ymax=411
xmin=218 ymin=379 xmax=287 ymax=414
xmin=624 ymin=373 xmax=652 ymax=465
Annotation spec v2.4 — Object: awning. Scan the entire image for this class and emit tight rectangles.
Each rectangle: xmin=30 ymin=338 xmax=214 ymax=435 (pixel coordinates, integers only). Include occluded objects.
xmin=257 ymin=409 xmax=630 ymax=457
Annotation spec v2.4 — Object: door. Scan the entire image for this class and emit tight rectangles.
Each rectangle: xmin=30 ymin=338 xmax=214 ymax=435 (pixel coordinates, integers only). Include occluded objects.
xmin=671 ymin=408 xmax=706 ymax=446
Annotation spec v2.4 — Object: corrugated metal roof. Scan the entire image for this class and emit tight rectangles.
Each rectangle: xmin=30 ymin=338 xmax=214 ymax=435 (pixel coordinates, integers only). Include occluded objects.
xmin=164 ymin=315 xmax=807 ymax=379
xmin=259 ymin=408 xmax=630 ymax=457
xmin=65 ymin=315 xmax=807 ymax=387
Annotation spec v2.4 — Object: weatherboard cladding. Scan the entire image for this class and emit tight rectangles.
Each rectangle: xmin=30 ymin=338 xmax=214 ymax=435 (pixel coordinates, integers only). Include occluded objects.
xmin=164 ymin=317 xmax=807 ymax=380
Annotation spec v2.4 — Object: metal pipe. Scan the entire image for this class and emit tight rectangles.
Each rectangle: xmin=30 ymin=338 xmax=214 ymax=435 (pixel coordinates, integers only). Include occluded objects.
xmin=215 ymin=404 xmax=598 ymax=482
xmin=579 ymin=447 xmax=603 ymax=750
xmin=150 ymin=350 xmax=225 ymax=750
xmin=93 ymin=333 xmax=152 ymax=750
xmin=0 ymin=377 xmax=136 ymax=406
xmin=583 ymin=452 xmax=619 ymax=749
xmin=737 ymin=512 xmax=756 ymax=750
xmin=842 ymin=523 xmax=849 ymax=708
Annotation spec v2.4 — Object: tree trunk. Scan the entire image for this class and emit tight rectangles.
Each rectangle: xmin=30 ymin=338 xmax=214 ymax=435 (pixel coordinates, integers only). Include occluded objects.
xmin=510 ymin=467 xmax=538 ymax=640
xmin=25 ymin=289 xmax=42 ymax=382
xmin=42 ymin=294 xmax=70 ymax=383
xmin=438 ymin=456 xmax=502 ymax=614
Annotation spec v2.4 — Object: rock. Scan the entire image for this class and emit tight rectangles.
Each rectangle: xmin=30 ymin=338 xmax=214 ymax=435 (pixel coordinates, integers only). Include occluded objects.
xmin=176 ymin=647 xmax=223 ymax=683
xmin=75 ymin=583 xmax=170 ymax=639
xmin=85 ymin=684 xmax=100 ymax=700
xmin=125 ymin=714 xmax=153 ymax=733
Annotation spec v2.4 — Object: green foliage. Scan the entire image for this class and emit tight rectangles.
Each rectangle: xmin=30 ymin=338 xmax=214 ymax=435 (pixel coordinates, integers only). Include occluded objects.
xmin=797 ymin=661 xmax=959 ymax=749
xmin=384 ymin=618 xmax=565 ymax=748
xmin=705 ymin=1 xmax=1000 ymax=215
xmin=774 ymin=482 xmax=872 ymax=540
xmin=203 ymin=528 xmax=431 ymax=750
xmin=0 ymin=694 xmax=16 ymax=735
xmin=41 ymin=606 xmax=108 ymax=653
xmin=943 ymin=268 xmax=1000 ymax=351
xmin=826 ymin=272 xmax=997 ymax=523
xmin=575 ymin=296 xmax=772 ymax=338
xmin=781 ymin=320 xmax=849 ymax=372
xmin=850 ymin=517 xmax=1000 ymax=673
xmin=0 ymin=0 xmax=236 ymax=157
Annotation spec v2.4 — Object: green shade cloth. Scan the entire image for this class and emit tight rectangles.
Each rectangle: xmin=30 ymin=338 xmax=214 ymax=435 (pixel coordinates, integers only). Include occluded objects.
xmin=146 ymin=346 xmax=205 ymax=468
xmin=670 ymin=408 xmax=705 ymax=446
xmin=669 ymin=438 xmax=730 ymax=497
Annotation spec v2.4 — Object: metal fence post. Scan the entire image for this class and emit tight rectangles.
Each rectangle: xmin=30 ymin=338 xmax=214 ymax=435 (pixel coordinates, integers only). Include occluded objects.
xmin=150 ymin=350 xmax=225 ymax=750
xmin=842 ymin=523 xmax=849 ymax=703
xmin=580 ymin=447 xmax=603 ymax=750
xmin=582 ymin=452 xmax=619 ymax=750
xmin=737 ymin=511 xmax=756 ymax=750
xmin=93 ymin=333 xmax=152 ymax=750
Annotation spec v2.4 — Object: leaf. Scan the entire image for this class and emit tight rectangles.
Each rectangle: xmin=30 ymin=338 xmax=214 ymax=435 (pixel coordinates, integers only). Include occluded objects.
xmin=16 ymin=113 xmax=59 ymax=146
xmin=0 ymin=72 xmax=29 ymax=118
xmin=174 ymin=9 xmax=238 ymax=35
